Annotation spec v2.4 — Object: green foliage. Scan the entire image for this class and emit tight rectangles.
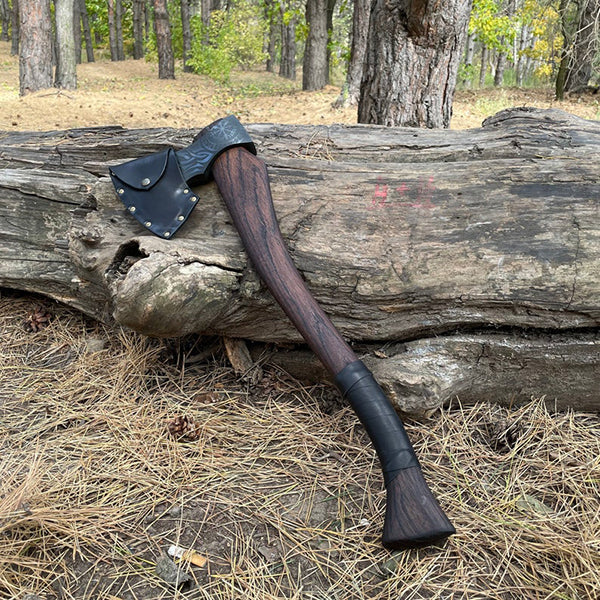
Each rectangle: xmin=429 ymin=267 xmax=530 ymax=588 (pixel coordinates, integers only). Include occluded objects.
xmin=516 ymin=0 xmax=563 ymax=81
xmin=458 ymin=62 xmax=477 ymax=84
xmin=188 ymin=1 xmax=266 ymax=84
xmin=469 ymin=0 xmax=516 ymax=52
xmin=463 ymin=0 xmax=582 ymax=88
xmin=167 ymin=0 xmax=184 ymax=60
xmin=84 ymin=0 xmax=134 ymax=54
xmin=328 ymin=0 xmax=353 ymax=84
xmin=85 ymin=0 xmax=109 ymax=45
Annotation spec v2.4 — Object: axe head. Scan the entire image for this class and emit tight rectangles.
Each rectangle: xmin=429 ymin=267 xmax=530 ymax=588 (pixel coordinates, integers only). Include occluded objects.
xmin=109 ymin=115 xmax=256 ymax=238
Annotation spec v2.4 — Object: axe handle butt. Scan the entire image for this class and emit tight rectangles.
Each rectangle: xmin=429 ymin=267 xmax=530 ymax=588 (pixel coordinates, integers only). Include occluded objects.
xmin=212 ymin=146 xmax=454 ymax=550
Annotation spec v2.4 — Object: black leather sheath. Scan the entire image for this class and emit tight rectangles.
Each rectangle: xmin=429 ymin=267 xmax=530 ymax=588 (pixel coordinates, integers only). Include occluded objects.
xmin=109 ymin=115 xmax=256 ymax=238
xmin=109 ymin=148 xmax=196 ymax=238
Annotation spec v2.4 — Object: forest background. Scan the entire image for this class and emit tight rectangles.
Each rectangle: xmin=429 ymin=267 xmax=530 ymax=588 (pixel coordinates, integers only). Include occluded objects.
xmin=1 ymin=0 xmax=599 ymax=130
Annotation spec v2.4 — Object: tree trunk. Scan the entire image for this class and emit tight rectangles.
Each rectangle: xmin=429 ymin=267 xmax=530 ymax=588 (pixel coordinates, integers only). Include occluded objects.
xmin=0 ymin=108 xmax=598 ymax=414
xmin=334 ymin=0 xmax=370 ymax=107
xmin=265 ymin=0 xmax=278 ymax=73
xmin=107 ymin=0 xmax=119 ymax=61
xmin=564 ymin=0 xmax=599 ymax=92
xmin=10 ymin=0 xmax=18 ymax=55
xmin=115 ymin=0 xmax=124 ymax=60
xmin=555 ymin=0 xmax=574 ymax=100
xmin=144 ymin=0 xmax=151 ymax=43
xmin=515 ymin=24 xmax=530 ymax=86
xmin=325 ymin=0 xmax=336 ymax=75
xmin=302 ymin=0 xmax=329 ymax=90
xmin=358 ymin=0 xmax=472 ymax=127
xmin=74 ymin=0 xmax=82 ymax=64
xmin=180 ymin=0 xmax=193 ymax=72
xmin=92 ymin=10 xmax=102 ymax=45
xmin=132 ymin=0 xmax=145 ymax=59
xmin=0 ymin=0 xmax=10 ymax=41
xmin=494 ymin=52 xmax=507 ymax=86
xmin=153 ymin=0 xmax=175 ymax=79
xmin=80 ymin=0 xmax=94 ymax=63
xmin=494 ymin=0 xmax=515 ymax=87
xmin=201 ymin=0 xmax=216 ymax=31
xmin=279 ymin=5 xmax=296 ymax=80
xmin=17 ymin=0 xmax=53 ymax=95
xmin=54 ymin=0 xmax=77 ymax=90
xmin=461 ymin=31 xmax=476 ymax=88
xmin=479 ymin=44 xmax=488 ymax=87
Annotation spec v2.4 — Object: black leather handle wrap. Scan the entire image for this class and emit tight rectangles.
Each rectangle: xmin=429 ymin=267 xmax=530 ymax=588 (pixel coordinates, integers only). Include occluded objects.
xmin=335 ymin=360 xmax=420 ymax=485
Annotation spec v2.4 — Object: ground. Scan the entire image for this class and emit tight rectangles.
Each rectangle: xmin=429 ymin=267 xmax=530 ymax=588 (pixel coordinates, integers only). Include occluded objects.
xmin=1 ymin=41 xmax=599 ymax=600
xmin=1 ymin=41 xmax=599 ymax=131
xmin=2 ymin=295 xmax=599 ymax=599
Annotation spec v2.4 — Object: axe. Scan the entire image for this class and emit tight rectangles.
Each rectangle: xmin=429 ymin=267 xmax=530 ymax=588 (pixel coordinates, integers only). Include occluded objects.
xmin=109 ymin=116 xmax=455 ymax=550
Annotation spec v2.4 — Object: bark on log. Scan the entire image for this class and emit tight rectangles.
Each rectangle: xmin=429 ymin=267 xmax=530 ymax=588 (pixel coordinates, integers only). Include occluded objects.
xmin=1 ymin=108 xmax=599 ymax=414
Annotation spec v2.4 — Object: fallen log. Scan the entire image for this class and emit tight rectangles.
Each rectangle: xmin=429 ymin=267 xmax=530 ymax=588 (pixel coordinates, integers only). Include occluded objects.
xmin=1 ymin=107 xmax=598 ymax=413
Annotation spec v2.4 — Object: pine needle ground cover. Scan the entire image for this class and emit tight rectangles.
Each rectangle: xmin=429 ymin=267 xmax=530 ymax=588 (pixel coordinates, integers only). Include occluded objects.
xmin=1 ymin=292 xmax=598 ymax=600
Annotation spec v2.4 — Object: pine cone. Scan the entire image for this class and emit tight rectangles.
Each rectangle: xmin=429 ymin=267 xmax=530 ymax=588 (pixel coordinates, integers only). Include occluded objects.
xmin=167 ymin=415 xmax=202 ymax=442
xmin=26 ymin=305 xmax=53 ymax=332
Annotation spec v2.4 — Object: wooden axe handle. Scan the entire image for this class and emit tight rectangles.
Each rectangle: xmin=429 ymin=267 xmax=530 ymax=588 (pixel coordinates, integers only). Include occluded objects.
xmin=212 ymin=147 xmax=454 ymax=550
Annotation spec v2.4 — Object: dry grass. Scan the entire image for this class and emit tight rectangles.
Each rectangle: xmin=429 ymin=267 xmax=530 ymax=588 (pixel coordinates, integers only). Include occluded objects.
xmin=1 ymin=292 xmax=599 ymax=600
xmin=2 ymin=40 xmax=600 ymax=132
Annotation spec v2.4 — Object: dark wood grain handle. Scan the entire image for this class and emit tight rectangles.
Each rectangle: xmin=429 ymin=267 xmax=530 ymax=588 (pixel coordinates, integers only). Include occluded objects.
xmin=212 ymin=146 xmax=454 ymax=549
xmin=212 ymin=147 xmax=355 ymax=375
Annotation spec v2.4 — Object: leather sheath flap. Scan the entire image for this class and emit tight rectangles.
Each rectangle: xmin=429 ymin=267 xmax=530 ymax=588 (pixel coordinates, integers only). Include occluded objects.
xmin=109 ymin=148 xmax=199 ymax=239
xmin=109 ymin=149 xmax=170 ymax=190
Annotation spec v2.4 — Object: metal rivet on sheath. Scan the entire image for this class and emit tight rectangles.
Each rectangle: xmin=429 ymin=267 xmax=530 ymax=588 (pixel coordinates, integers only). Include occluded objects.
xmin=177 ymin=215 xmax=185 ymax=221
xmin=141 ymin=178 xmax=151 ymax=186
xmin=144 ymin=221 xmax=152 ymax=227
xmin=128 ymin=206 xmax=136 ymax=213
xmin=190 ymin=196 xmax=197 ymax=202
xmin=118 ymin=188 xmax=125 ymax=195
xmin=183 ymin=188 xmax=189 ymax=194
xmin=164 ymin=232 xmax=171 ymax=238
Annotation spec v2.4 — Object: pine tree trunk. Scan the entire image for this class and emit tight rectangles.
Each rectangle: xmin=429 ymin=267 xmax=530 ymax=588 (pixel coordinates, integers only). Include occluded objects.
xmin=0 ymin=0 xmax=10 ymax=40
xmin=144 ymin=0 xmax=151 ymax=43
xmin=107 ymin=0 xmax=119 ymax=61
xmin=302 ymin=0 xmax=329 ymax=91
xmin=334 ymin=0 xmax=370 ymax=107
xmin=180 ymin=0 xmax=193 ymax=72
xmin=80 ymin=0 xmax=94 ymax=63
xmin=279 ymin=5 xmax=296 ymax=80
xmin=10 ymin=0 xmax=19 ymax=55
xmin=325 ymin=0 xmax=336 ymax=76
xmin=74 ymin=0 xmax=82 ymax=64
xmin=358 ymin=0 xmax=471 ymax=127
xmin=115 ymin=0 xmax=124 ymax=60
xmin=201 ymin=0 xmax=211 ymax=30
xmin=132 ymin=0 xmax=145 ymax=59
xmin=18 ymin=0 xmax=53 ymax=95
xmin=265 ymin=0 xmax=278 ymax=73
xmin=555 ymin=0 xmax=572 ymax=100
xmin=54 ymin=0 xmax=77 ymax=90
xmin=564 ymin=0 xmax=598 ymax=92
xmin=153 ymin=0 xmax=175 ymax=79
